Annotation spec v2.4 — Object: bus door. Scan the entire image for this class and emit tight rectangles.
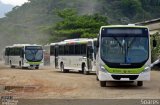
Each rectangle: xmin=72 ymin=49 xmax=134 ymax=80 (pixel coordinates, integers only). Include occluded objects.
xmin=87 ymin=42 xmax=93 ymax=70
xmin=92 ymin=40 xmax=97 ymax=71
xmin=20 ymin=48 xmax=24 ymax=66
xmin=55 ymin=45 xmax=59 ymax=69
xmin=4 ymin=48 xmax=10 ymax=65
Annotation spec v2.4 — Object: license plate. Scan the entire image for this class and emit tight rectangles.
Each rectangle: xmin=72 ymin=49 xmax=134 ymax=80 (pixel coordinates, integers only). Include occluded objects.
xmin=121 ymin=78 xmax=129 ymax=81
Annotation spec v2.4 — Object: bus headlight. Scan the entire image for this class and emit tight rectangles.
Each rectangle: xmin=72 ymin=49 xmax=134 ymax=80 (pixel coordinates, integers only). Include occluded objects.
xmin=24 ymin=59 xmax=27 ymax=63
xmin=143 ymin=66 xmax=150 ymax=72
xmin=100 ymin=65 xmax=107 ymax=73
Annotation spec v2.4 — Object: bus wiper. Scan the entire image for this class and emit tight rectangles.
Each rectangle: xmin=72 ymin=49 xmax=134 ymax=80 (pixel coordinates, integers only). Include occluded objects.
xmin=113 ymin=37 xmax=123 ymax=48
xmin=127 ymin=37 xmax=136 ymax=49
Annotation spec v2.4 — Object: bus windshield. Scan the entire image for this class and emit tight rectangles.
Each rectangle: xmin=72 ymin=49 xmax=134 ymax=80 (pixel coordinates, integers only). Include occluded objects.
xmin=25 ymin=46 xmax=43 ymax=62
xmin=100 ymin=28 xmax=149 ymax=64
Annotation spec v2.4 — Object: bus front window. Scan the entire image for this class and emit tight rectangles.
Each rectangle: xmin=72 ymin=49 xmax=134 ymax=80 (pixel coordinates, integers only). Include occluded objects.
xmin=100 ymin=28 xmax=149 ymax=68
xmin=25 ymin=46 xmax=43 ymax=62
xmin=101 ymin=37 xmax=148 ymax=64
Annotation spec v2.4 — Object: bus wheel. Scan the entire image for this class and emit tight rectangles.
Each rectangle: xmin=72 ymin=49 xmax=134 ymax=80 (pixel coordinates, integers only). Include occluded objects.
xmin=96 ymin=76 xmax=99 ymax=81
xmin=100 ymin=81 xmax=106 ymax=87
xmin=10 ymin=61 xmax=14 ymax=68
xmin=35 ymin=66 xmax=39 ymax=69
xmin=83 ymin=64 xmax=89 ymax=75
xmin=61 ymin=63 xmax=67 ymax=73
xmin=10 ymin=61 xmax=12 ymax=67
xmin=78 ymin=70 xmax=82 ymax=73
xmin=19 ymin=61 xmax=21 ymax=68
xmin=137 ymin=81 xmax=143 ymax=86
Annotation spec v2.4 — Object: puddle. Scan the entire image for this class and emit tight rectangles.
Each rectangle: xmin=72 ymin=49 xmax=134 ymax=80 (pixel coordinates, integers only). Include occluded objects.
xmin=4 ymin=85 xmax=39 ymax=92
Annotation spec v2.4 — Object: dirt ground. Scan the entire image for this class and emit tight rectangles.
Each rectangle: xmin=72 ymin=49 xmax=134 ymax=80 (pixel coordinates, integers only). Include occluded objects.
xmin=0 ymin=61 xmax=159 ymax=99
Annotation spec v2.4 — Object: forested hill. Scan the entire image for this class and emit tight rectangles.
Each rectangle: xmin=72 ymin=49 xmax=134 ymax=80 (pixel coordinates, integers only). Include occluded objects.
xmin=0 ymin=0 xmax=160 ymax=55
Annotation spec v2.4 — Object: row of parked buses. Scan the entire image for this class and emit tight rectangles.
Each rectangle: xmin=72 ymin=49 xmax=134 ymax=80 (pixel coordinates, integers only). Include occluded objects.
xmin=3 ymin=25 xmax=155 ymax=87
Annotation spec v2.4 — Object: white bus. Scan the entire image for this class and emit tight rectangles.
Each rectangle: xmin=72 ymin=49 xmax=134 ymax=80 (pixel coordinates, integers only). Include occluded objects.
xmin=4 ymin=44 xmax=43 ymax=69
xmin=52 ymin=38 xmax=97 ymax=75
xmin=43 ymin=43 xmax=59 ymax=68
xmin=96 ymin=25 xmax=151 ymax=87
xmin=50 ymin=43 xmax=59 ymax=69
xmin=43 ymin=44 xmax=51 ymax=66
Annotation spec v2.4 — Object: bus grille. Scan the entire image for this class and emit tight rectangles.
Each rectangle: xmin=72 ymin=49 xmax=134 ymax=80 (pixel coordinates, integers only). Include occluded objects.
xmin=111 ymin=75 xmax=139 ymax=80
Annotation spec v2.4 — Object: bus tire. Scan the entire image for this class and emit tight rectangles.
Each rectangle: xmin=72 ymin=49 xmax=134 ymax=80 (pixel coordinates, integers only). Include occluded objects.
xmin=10 ymin=61 xmax=12 ymax=67
xmin=61 ymin=63 xmax=67 ymax=73
xmin=35 ymin=66 xmax=39 ymax=69
xmin=137 ymin=81 xmax=143 ymax=86
xmin=96 ymin=76 xmax=99 ymax=81
xmin=78 ymin=70 xmax=82 ymax=73
xmin=10 ymin=61 xmax=14 ymax=68
xmin=66 ymin=70 xmax=69 ymax=73
xmin=82 ymin=64 xmax=89 ymax=75
xmin=19 ymin=61 xmax=21 ymax=68
xmin=100 ymin=81 xmax=106 ymax=87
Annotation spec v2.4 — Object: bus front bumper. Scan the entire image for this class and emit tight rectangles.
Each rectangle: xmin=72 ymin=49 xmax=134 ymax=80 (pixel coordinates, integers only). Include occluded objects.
xmin=98 ymin=70 xmax=150 ymax=81
xmin=23 ymin=61 xmax=43 ymax=67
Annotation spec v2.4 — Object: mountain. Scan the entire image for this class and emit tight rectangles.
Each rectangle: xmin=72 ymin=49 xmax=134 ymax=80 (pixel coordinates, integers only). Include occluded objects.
xmin=0 ymin=2 xmax=13 ymax=18
xmin=0 ymin=0 xmax=160 ymax=57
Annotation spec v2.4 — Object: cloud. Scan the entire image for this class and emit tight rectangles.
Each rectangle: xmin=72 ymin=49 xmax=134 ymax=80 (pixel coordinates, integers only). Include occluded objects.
xmin=0 ymin=0 xmax=28 ymax=6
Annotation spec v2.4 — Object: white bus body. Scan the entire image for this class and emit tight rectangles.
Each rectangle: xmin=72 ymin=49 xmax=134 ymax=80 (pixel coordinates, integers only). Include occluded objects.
xmin=50 ymin=38 xmax=97 ymax=74
xmin=4 ymin=44 xmax=43 ymax=69
xmin=96 ymin=25 xmax=151 ymax=87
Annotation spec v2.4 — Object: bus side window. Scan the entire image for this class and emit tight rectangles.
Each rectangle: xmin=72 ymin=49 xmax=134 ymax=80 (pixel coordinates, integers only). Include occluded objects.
xmin=69 ymin=45 xmax=75 ymax=55
xmin=50 ymin=46 xmax=55 ymax=56
xmin=81 ymin=44 xmax=86 ymax=55
xmin=75 ymin=45 xmax=81 ymax=55
xmin=64 ymin=45 xmax=69 ymax=55
xmin=20 ymin=48 xmax=24 ymax=58
xmin=15 ymin=48 xmax=20 ymax=56
xmin=5 ymin=48 xmax=9 ymax=56
xmin=10 ymin=48 xmax=14 ymax=56
xmin=59 ymin=45 xmax=64 ymax=55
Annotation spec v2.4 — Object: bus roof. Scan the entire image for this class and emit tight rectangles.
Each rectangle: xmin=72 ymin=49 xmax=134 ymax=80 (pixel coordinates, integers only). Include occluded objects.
xmin=58 ymin=38 xmax=97 ymax=45
xmin=5 ymin=46 xmax=12 ymax=48
xmin=50 ymin=43 xmax=57 ymax=45
xmin=9 ymin=44 xmax=42 ymax=47
xmin=49 ymin=38 xmax=97 ymax=46
xmin=100 ymin=25 xmax=148 ymax=29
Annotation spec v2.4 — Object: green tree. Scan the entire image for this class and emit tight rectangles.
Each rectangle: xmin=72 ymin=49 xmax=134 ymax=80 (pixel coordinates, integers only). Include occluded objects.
xmin=151 ymin=32 xmax=160 ymax=62
xmin=50 ymin=8 xmax=108 ymax=39
xmin=121 ymin=0 xmax=142 ymax=18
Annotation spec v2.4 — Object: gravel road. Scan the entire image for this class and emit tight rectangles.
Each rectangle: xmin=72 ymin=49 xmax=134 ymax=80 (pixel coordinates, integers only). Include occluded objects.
xmin=0 ymin=62 xmax=159 ymax=99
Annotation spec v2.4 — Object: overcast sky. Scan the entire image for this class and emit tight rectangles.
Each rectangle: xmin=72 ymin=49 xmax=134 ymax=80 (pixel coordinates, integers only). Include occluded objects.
xmin=0 ymin=0 xmax=28 ymax=6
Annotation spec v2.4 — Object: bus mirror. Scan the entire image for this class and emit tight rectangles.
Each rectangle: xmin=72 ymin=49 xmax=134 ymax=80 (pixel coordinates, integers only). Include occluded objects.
xmin=153 ymin=39 xmax=157 ymax=47
xmin=96 ymin=42 xmax=99 ymax=48
xmin=96 ymin=36 xmax=99 ymax=48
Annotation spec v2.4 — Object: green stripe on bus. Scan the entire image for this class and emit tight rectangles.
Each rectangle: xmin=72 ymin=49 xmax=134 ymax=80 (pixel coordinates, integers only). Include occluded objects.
xmin=104 ymin=65 xmax=145 ymax=74
xmin=27 ymin=62 xmax=42 ymax=65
